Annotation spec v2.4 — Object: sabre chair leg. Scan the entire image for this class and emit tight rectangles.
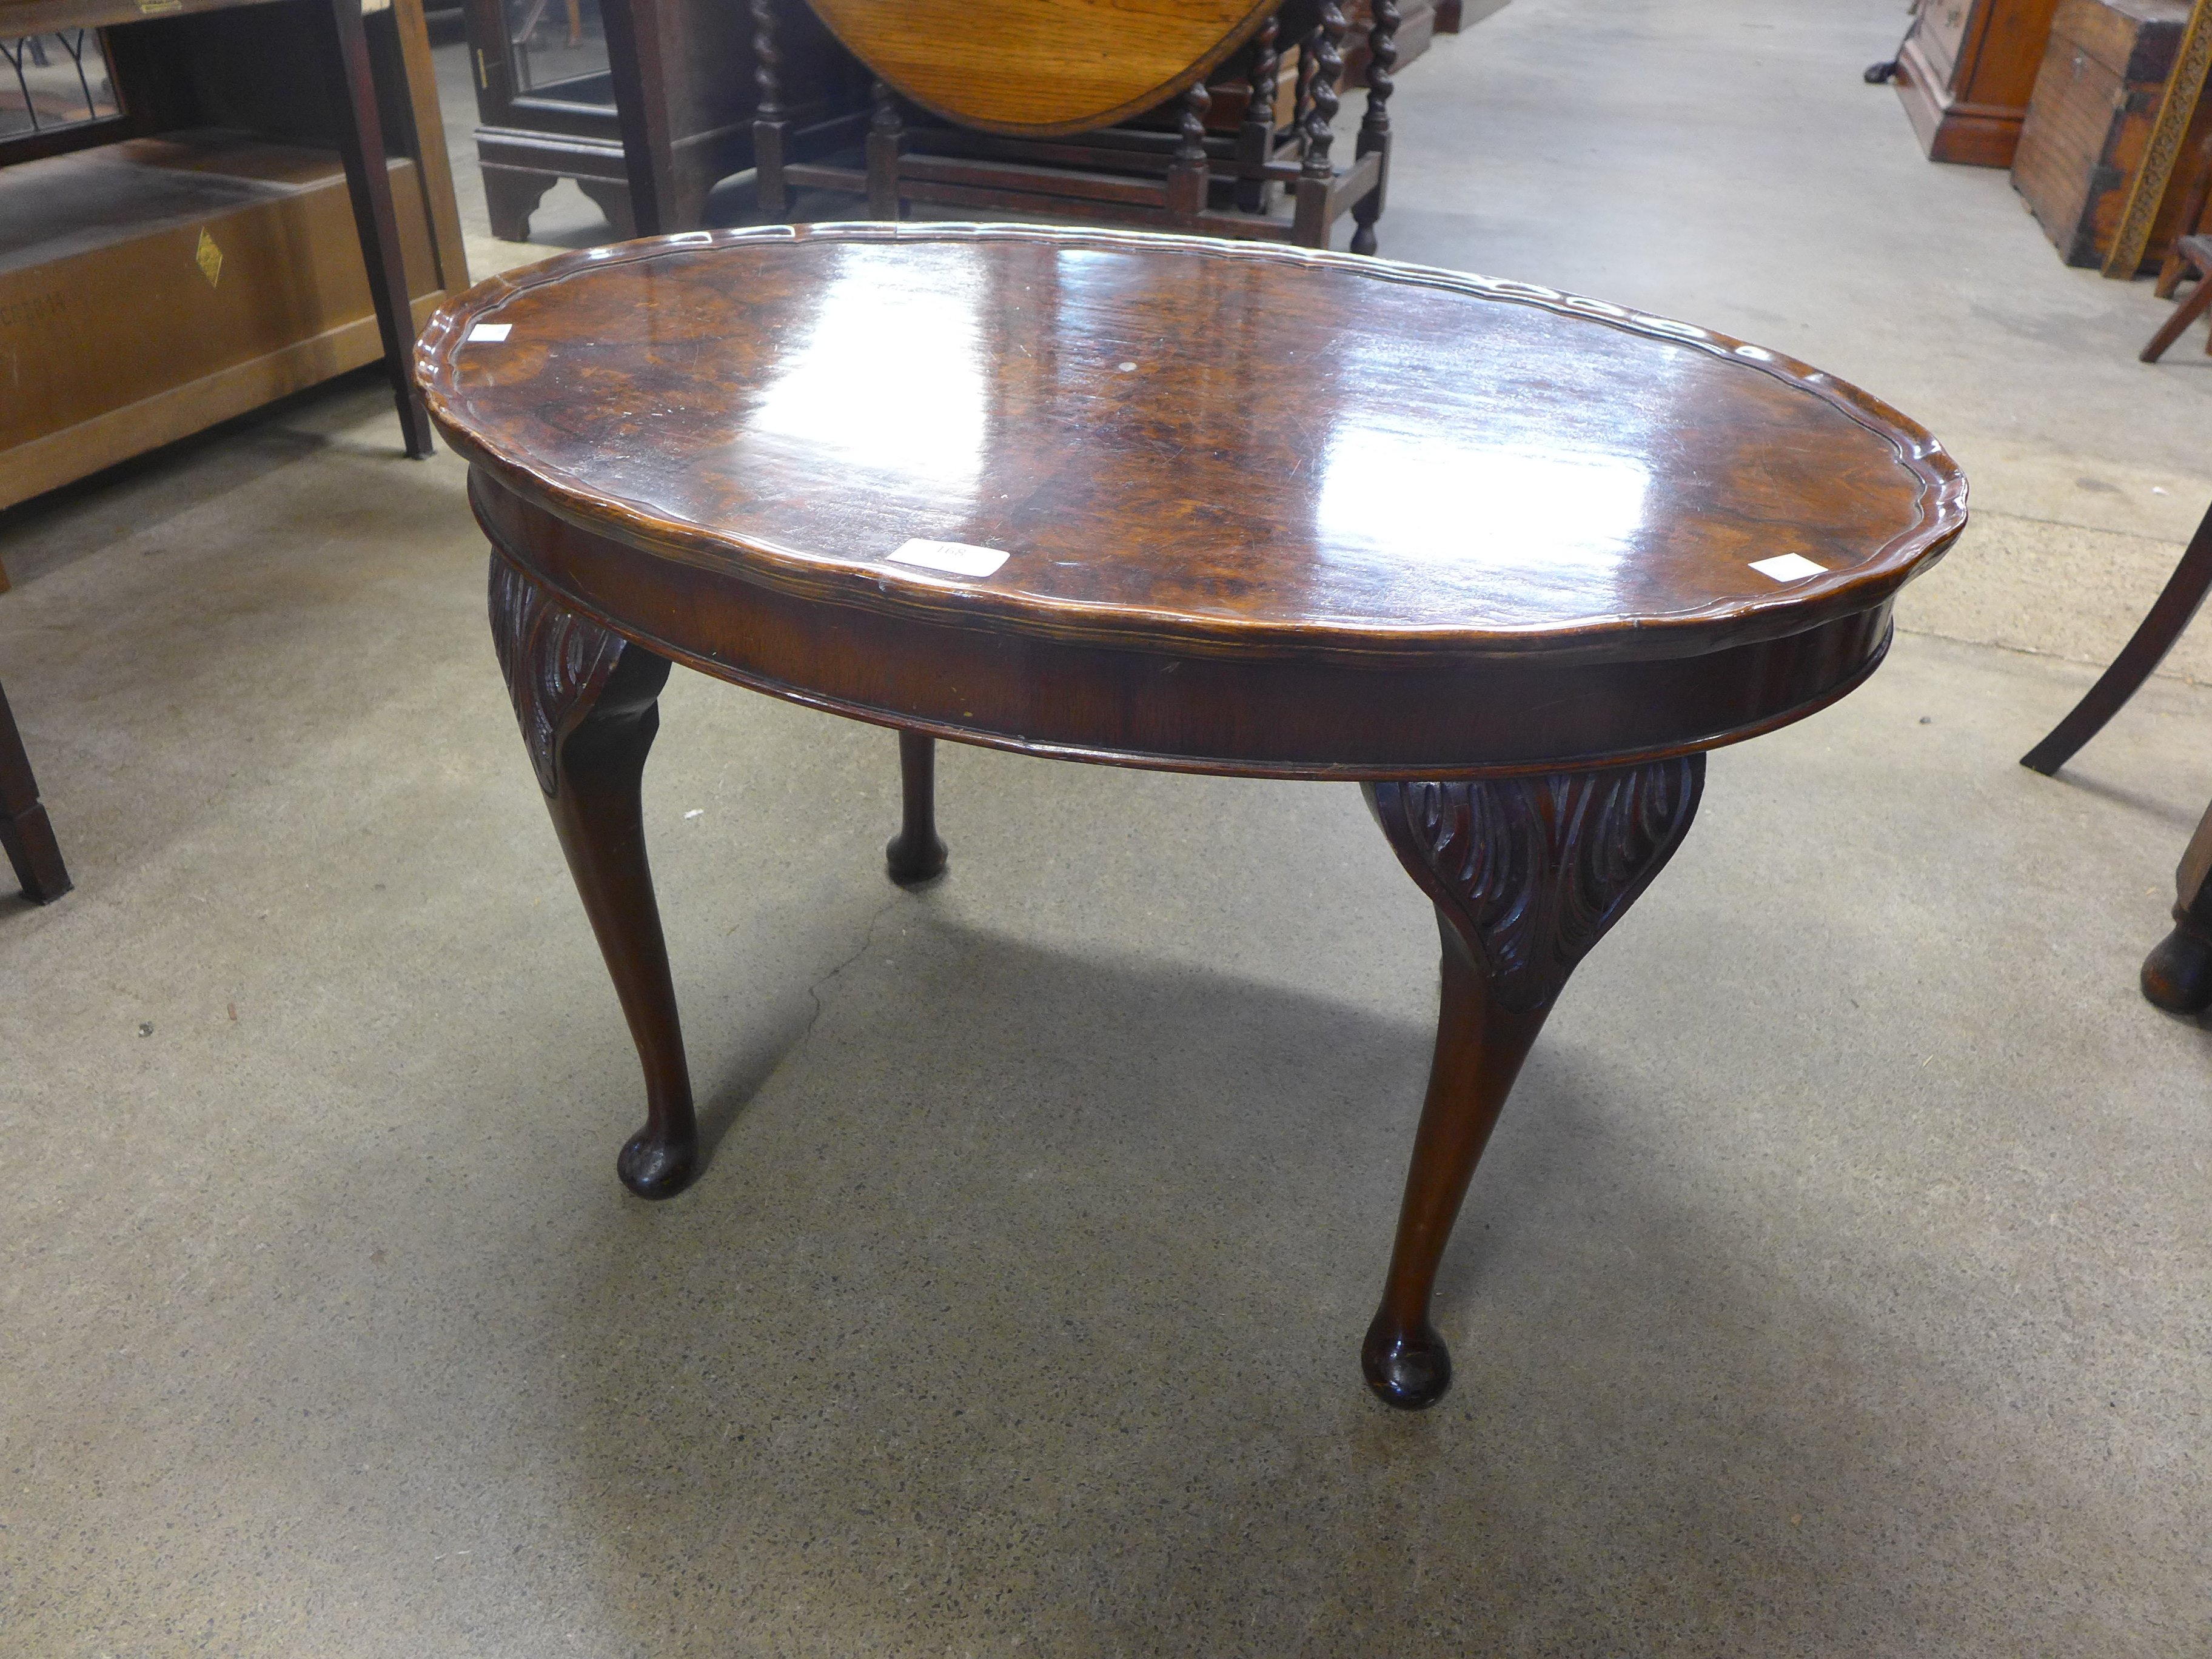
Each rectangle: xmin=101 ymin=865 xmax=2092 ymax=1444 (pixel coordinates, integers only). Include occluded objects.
xmin=2144 ymin=794 xmax=2212 ymax=1013
xmin=0 ymin=678 xmax=70 ymax=903
xmin=2021 ymin=494 xmax=2212 ymax=774
xmin=886 ymin=729 xmax=948 ymax=886
xmin=2141 ymin=243 xmax=2212 ymax=362
xmin=2139 ymin=275 xmax=2212 ymax=362
xmin=1363 ymin=759 xmax=1704 ymax=1409
xmin=489 ymin=555 xmax=699 ymax=1199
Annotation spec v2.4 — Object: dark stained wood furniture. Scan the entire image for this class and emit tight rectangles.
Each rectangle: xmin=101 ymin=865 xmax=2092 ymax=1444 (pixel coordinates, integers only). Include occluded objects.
xmin=2142 ymin=788 xmax=2212 ymax=1009
xmin=2140 ymin=122 xmax=2212 ymax=357
xmin=461 ymin=0 xmax=869 ymax=237
xmin=2142 ymin=227 xmax=2212 ymax=356
xmin=1341 ymin=0 xmax=1430 ymax=87
xmin=2011 ymin=480 xmax=2212 ymax=1010
xmin=0 ymin=677 xmax=69 ymax=903
xmin=2145 ymin=126 xmax=2212 ymax=353
xmin=0 ymin=0 xmax=455 ymax=475
xmin=1895 ymin=0 xmax=2062 ymax=166
xmin=756 ymin=0 xmax=1393 ymax=251
xmin=2021 ymin=487 xmax=2212 ymax=771
xmin=418 ymin=225 xmax=1965 ymax=1409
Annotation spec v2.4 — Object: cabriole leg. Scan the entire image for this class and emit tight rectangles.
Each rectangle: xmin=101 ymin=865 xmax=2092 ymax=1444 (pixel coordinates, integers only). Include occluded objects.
xmin=1364 ymin=757 xmax=1705 ymax=1407
xmin=490 ymin=554 xmax=699 ymax=1199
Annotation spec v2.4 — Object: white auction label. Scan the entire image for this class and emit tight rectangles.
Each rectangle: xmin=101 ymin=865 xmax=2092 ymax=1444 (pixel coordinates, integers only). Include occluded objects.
xmin=468 ymin=323 xmax=513 ymax=343
xmin=1749 ymin=553 xmax=1827 ymax=583
xmin=886 ymin=539 xmax=1011 ymax=578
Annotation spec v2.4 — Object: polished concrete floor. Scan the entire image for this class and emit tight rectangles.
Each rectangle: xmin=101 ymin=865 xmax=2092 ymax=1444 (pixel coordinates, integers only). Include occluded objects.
xmin=5 ymin=1 xmax=2211 ymax=1653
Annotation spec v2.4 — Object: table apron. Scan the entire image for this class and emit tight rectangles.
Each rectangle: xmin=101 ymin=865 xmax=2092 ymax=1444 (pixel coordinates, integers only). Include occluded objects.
xmin=474 ymin=474 xmax=1896 ymax=781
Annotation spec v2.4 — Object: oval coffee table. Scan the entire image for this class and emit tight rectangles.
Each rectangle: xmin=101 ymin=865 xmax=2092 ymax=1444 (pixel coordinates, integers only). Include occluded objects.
xmin=417 ymin=224 xmax=1965 ymax=1409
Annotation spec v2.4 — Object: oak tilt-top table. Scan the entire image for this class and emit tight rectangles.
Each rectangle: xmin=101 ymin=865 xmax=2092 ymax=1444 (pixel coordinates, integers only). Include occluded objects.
xmin=418 ymin=224 xmax=1964 ymax=1410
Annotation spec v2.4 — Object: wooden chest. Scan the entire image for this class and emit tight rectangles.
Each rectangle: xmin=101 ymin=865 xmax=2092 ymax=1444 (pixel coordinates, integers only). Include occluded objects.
xmin=1896 ymin=0 xmax=2063 ymax=166
xmin=2013 ymin=0 xmax=2208 ymax=267
xmin=0 ymin=132 xmax=442 ymax=510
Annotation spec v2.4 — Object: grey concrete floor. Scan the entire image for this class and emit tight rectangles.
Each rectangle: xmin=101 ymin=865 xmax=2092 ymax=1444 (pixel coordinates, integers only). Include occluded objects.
xmin=5 ymin=0 xmax=2212 ymax=1653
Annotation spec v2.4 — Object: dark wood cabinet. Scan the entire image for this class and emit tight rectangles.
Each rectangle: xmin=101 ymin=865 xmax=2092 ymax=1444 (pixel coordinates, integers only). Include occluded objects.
xmin=1895 ymin=0 xmax=2063 ymax=166
xmin=463 ymin=0 xmax=746 ymax=236
xmin=463 ymin=0 xmax=868 ymax=237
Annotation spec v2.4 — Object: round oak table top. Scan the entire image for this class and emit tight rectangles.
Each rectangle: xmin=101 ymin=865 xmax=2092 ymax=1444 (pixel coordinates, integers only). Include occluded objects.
xmin=418 ymin=224 xmax=1965 ymax=779
xmin=796 ymin=0 xmax=1281 ymax=137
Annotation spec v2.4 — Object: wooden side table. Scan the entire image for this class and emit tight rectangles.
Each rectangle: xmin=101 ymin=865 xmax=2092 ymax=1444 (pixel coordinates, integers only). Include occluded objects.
xmin=418 ymin=226 xmax=1964 ymax=1409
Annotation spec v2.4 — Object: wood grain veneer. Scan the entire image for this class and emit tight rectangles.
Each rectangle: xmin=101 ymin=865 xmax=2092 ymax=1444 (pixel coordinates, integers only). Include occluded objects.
xmin=424 ymin=224 xmax=1966 ymax=1408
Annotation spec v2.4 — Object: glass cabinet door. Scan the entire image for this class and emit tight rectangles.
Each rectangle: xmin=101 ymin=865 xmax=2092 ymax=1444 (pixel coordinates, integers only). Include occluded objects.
xmin=1 ymin=28 xmax=122 ymax=142
xmin=501 ymin=0 xmax=612 ymax=106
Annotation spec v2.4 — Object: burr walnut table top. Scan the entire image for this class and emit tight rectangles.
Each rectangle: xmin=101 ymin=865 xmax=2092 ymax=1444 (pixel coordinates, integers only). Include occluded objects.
xmin=418 ymin=224 xmax=1965 ymax=777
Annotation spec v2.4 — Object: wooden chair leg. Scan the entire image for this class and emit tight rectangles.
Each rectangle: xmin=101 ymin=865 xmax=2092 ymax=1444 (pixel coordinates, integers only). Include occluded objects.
xmin=2143 ymin=793 xmax=2212 ymax=1011
xmin=489 ymin=555 xmax=698 ymax=1198
xmin=1164 ymin=82 xmax=1211 ymax=221
xmin=866 ymin=81 xmax=905 ymax=220
xmin=1291 ymin=10 xmax=1346 ymax=249
xmin=886 ymin=730 xmax=947 ymax=885
xmin=2021 ymin=493 xmax=2212 ymax=774
xmin=1235 ymin=17 xmax=1279 ymax=214
xmin=1349 ymin=0 xmax=1396 ymax=255
xmin=306 ymin=0 xmax=435 ymax=457
xmin=2155 ymin=139 xmax=2212 ymax=297
xmin=1362 ymin=758 xmax=1703 ymax=1408
xmin=2140 ymin=260 xmax=2212 ymax=362
xmin=0 ymin=679 xmax=70 ymax=905
xmin=750 ymin=0 xmax=791 ymax=221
